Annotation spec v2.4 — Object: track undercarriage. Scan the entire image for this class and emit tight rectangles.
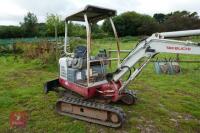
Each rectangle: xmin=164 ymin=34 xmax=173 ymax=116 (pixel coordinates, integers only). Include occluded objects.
xmin=45 ymin=80 xmax=136 ymax=127
xmin=56 ymin=95 xmax=126 ymax=127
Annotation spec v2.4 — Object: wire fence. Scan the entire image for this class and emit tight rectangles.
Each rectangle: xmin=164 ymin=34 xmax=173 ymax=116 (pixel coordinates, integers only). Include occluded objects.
xmin=0 ymin=37 xmax=64 ymax=46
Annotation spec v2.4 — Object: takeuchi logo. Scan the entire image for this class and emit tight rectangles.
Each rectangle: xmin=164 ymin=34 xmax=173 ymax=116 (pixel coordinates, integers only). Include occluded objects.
xmin=166 ymin=46 xmax=191 ymax=51
xmin=10 ymin=111 xmax=28 ymax=128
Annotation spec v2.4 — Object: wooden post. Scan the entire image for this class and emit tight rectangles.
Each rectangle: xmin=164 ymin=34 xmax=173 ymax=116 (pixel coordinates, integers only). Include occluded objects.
xmin=176 ymin=54 xmax=180 ymax=61
xmin=13 ymin=42 xmax=17 ymax=61
xmin=55 ymin=23 xmax=58 ymax=44
xmin=108 ymin=50 xmax=111 ymax=68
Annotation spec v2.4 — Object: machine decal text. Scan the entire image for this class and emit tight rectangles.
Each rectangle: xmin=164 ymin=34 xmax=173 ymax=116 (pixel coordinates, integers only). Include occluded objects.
xmin=166 ymin=46 xmax=191 ymax=51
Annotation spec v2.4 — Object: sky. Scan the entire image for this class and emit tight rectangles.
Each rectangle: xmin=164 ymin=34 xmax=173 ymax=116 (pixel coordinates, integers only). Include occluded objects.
xmin=0 ymin=0 xmax=200 ymax=26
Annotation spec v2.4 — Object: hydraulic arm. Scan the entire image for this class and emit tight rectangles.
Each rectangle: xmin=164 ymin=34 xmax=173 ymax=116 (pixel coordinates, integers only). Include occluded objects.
xmin=107 ymin=29 xmax=200 ymax=92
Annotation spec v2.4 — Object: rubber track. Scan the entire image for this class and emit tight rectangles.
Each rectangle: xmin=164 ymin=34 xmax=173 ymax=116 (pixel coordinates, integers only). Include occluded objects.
xmin=56 ymin=96 xmax=126 ymax=128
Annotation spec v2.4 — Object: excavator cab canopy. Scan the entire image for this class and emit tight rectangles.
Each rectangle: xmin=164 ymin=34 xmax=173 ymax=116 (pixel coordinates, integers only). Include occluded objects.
xmin=65 ymin=5 xmax=116 ymax=23
xmin=64 ymin=5 xmax=120 ymax=86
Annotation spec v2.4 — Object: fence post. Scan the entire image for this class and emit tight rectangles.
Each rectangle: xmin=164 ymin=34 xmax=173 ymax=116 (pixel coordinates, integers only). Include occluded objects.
xmin=108 ymin=50 xmax=111 ymax=68
xmin=12 ymin=42 xmax=18 ymax=61
xmin=176 ymin=54 xmax=180 ymax=61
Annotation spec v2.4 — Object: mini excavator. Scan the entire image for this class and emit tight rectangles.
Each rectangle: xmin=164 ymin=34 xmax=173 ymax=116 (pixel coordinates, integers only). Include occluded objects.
xmin=44 ymin=5 xmax=200 ymax=127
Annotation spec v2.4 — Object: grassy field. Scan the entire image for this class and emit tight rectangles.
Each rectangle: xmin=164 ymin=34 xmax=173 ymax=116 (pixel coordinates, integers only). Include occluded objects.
xmin=0 ymin=37 xmax=200 ymax=133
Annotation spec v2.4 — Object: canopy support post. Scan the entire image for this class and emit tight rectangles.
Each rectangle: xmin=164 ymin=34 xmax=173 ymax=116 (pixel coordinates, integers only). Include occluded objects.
xmin=109 ymin=17 xmax=120 ymax=67
xmin=84 ymin=14 xmax=91 ymax=86
xmin=64 ymin=21 xmax=68 ymax=55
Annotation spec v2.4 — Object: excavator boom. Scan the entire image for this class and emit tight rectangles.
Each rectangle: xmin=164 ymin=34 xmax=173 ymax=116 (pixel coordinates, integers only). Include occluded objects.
xmin=159 ymin=29 xmax=200 ymax=38
xmin=108 ymin=29 xmax=200 ymax=92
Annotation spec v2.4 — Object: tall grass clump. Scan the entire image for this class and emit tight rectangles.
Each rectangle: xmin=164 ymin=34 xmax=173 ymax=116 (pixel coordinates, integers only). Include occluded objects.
xmin=13 ymin=40 xmax=61 ymax=67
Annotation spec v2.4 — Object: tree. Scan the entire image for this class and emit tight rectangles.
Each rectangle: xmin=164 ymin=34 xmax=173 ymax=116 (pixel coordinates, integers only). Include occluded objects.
xmin=163 ymin=11 xmax=200 ymax=31
xmin=37 ymin=23 xmax=47 ymax=37
xmin=137 ymin=15 xmax=159 ymax=35
xmin=20 ymin=12 xmax=38 ymax=37
xmin=46 ymin=14 xmax=63 ymax=40
xmin=67 ymin=22 xmax=86 ymax=38
xmin=153 ymin=13 xmax=166 ymax=23
xmin=0 ymin=26 xmax=23 ymax=39
xmin=102 ymin=11 xmax=159 ymax=36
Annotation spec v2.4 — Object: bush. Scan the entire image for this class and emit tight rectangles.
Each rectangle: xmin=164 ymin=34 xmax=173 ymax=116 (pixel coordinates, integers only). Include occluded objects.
xmin=14 ymin=40 xmax=59 ymax=65
xmin=68 ymin=37 xmax=86 ymax=52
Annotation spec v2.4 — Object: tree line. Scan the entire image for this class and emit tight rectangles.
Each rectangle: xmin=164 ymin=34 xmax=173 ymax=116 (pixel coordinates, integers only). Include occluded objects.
xmin=0 ymin=10 xmax=200 ymax=39
xmin=103 ymin=11 xmax=200 ymax=36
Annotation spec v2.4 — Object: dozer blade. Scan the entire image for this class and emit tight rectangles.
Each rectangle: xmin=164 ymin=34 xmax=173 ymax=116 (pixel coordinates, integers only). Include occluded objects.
xmin=44 ymin=79 xmax=60 ymax=94
xmin=55 ymin=96 xmax=126 ymax=128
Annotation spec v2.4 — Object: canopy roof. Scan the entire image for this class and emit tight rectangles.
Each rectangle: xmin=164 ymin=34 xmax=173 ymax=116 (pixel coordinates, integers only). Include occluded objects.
xmin=65 ymin=5 xmax=116 ymax=23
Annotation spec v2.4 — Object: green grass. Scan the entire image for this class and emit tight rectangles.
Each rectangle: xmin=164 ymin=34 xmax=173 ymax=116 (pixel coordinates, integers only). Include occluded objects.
xmin=0 ymin=37 xmax=199 ymax=133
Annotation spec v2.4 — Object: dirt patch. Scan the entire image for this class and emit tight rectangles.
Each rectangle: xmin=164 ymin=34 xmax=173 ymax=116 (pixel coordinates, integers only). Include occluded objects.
xmin=136 ymin=117 xmax=158 ymax=133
